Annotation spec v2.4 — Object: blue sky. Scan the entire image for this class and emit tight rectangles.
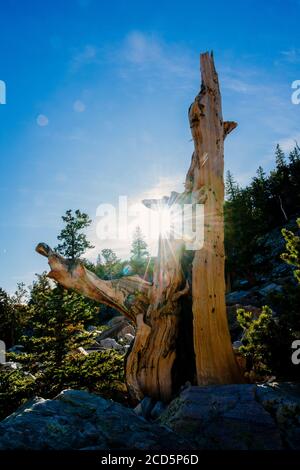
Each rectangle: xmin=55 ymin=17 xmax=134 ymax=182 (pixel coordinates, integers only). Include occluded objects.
xmin=0 ymin=0 xmax=300 ymax=293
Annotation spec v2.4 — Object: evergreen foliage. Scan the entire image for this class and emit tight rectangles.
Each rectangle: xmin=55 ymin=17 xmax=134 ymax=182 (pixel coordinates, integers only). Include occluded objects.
xmin=281 ymin=218 xmax=300 ymax=283
xmin=130 ymin=226 xmax=150 ymax=276
xmin=225 ymin=144 xmax=300 ymax=281
xmin=55 ymin=209 xmax=94 ymax=260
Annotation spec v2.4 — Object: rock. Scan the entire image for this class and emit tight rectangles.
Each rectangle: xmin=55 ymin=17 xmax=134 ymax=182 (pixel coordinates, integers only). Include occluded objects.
xmin=76 ymin=347 xmax=89 ymax=356
xmin=232 ymin=279 xmax=250 ymax=290
xmin=151 ymin=401 xmax=167 ymax=420
xmin=8 ymin=345 xmax=24 ymax=353
xmin=134 ymin=396 xmax=156 ymax=420
xmin=83 ymin=341 xmax=101 ymax=351
xmin=124 ymin=333 xmax=134 ymax=343
xmin=0 ymin=390 xmax=192 ymax=450
xmin=226 ymin=290 xmax=259 ymax=306
xmin=86 ymin=325 xmax=98 ymax=332
xmin=96 ymin=316 xmax=135 ymax=342
xmin=117 ymin=325 xmax=135 ymax=340
xmin=107 ymin=316 xmax=129 ymax=328
xmin=258 ymin=283 xmax=283 ymax=297
xmin=0 ymin=361 xmax=21 ymax=371
xmin=133 ymin=402 xmax=143 ymax=417
xmin=256 ymin=382 xmax=300 ymax=449
xmin=159 ymin=384 xmax=283 ymax=450
xmin=140 ymin=396 xmax=156 ymax=419
xmin=98 ymin=338 xmax=123 ymax=351
xmin=226 ymin=218 xmax=299 ymax=313
xmin=232 ymin=340 xmax=242 ymax=350
xmin=134 ymin=398 xmax=167 ymax=421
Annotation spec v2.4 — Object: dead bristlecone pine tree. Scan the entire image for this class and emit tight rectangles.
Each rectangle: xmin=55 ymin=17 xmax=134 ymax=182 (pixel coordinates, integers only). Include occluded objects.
xmin=36 ymin=51 xmax=243 ymax=403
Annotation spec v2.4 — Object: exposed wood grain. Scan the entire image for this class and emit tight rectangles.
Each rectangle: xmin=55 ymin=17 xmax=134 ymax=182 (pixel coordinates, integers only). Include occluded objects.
xmin=187 ymin=52 xmax=243 ymax=385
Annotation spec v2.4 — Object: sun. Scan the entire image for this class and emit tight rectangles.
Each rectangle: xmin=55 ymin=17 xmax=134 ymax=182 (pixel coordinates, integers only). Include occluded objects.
xmin=156 ymin=207 xmax=172 ymax=238
xmin=135 ymin=204 xmax=172 ymax=241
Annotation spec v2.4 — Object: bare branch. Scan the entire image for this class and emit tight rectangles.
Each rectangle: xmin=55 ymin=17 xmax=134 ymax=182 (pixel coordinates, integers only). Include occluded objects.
xmin=36 ymin=243 xmax=150 ymax=322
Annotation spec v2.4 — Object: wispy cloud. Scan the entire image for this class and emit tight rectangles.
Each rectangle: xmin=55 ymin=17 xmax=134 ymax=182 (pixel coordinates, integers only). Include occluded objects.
xmin=280 ymin=48 xmax=300 ymax=64
xmin=69 ymin=32 xmax=197 ymax=92
xmin=220 ymin=64 xmax=270 ymax=95
xmin=139 ymin=175 xmax=184 ymax=199
xmin=113 ymin=31 xmax=197 ymax=90
xmin=71 ymin=44 xmax=99 ymax=71
xmin=222 ymin=76 xmax=266 ymax=94
xmin=278 ymin=133 xmax=300 ymax=152
xmin=122 ymin=32 xmax=193 ymax=74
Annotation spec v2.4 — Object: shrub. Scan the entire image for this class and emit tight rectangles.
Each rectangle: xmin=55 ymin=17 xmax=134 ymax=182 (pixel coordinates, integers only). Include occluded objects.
xmin=0 ymin=369 xmax=36 ymax=420
xmin=237 ymin=305 xmax=300 ymax=379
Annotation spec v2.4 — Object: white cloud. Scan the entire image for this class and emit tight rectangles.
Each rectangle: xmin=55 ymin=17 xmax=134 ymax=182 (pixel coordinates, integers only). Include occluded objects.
xmin=277 ymin=133 xmax=300 ymax=152
xmin=222 ymin=76 xmax=266 ymax=94
xmin=139 ymin=175 xmax=183 ymax=199
xmin=220 ymin=64 xmax=270 ymax=95
xmin=68 ymin=33 xmax=197 ymax=92
xmin=123 ymin=31 xmax=162 ymax=65
xmin=280 ymin=48 xmax=300 ymax=64
xmin=71 ymin=45 xmax=98 ymax=71
xmin=73 ymin=100 xmax=86 ymax=112
xmin=232 ymin=170 xmax=256 ymax=186
xmin=115 ymin=31 xmax=197 ymax=88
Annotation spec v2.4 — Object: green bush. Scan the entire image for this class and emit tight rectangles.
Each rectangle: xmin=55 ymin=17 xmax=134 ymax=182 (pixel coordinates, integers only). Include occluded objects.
xmin=236 ymin=219 xmax=300 ymax=381
xmin=0 ymin=349 xmax=127 ymax=420
xmin=237 ymin=304 xmax=300 ymax=379
xmin=281 ymin=218 xmax=300 ymax=283
xmin=37 ymin=350 xmax=126 ymax=401
xmin=0 ymin=369 xmax=36 ymax=420
xmin=237 ymin=306 xmax=274 ymax=377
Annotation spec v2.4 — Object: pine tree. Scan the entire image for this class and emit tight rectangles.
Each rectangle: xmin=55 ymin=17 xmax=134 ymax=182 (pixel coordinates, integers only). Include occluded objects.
xmin=130 ymin=226 xmax=149 ymax=276
xmin=1 ymin=274 xmax=125 ymax=409
xmin=275 ymin=144 xmax=286 ymax=169
xmin=0 ymin=285 xmax=30 ymax=348
xmin=100 ymin=248 xmax=120 ymax=279
xmin=289 ymin=147 xmax=300 ymax=164
xmin=55 ymin=209 xmax=94 ymax=261
xmin=25 ymin=274 xmax=98 ymax=366
xmin=250 ymin=166 xmax=270 ymax=231
xmin=0 ymin=288 xmax=14 ymax=348
xmin=225 ymin=170 xmax=239 ymax=201
xmin=256 ymin=165 xmax=267 ymax=182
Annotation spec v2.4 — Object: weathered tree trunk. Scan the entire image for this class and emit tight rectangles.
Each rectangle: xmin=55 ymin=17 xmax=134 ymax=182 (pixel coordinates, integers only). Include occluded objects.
xmin=36 ymin=51 xmax=243 ymax=403
xmin=186 ymin=52 xmax=242 ymax=385
xmin=36 ymin=238 xmax=188 ymax=402
xmin=126 ymin=237 xmax=189 ymax=401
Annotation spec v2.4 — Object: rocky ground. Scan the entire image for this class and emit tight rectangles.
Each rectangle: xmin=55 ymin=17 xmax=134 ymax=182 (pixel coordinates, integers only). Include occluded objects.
xmin=226 ymin=219 xmax=298 ymax=310
xmin=1 ymin=307 xmax=299 ymax=450
xmin=1 ymin=221 xmax=299 ymax=451
xmin=0 ymin=383 xmax=299 ymax=450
